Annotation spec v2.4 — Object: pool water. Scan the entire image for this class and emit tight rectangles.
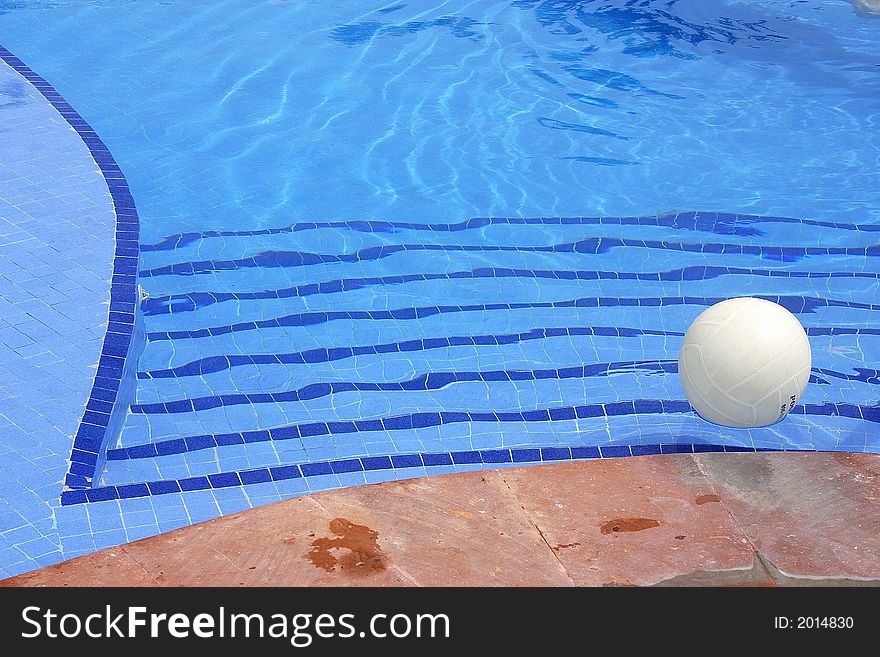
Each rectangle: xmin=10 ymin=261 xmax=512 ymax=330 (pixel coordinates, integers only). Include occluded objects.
xmin=1 ymin=0 xmax=878 ymax=497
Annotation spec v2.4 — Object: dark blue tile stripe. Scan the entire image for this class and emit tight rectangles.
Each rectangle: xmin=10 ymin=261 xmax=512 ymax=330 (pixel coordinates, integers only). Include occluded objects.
xmin=145 ymin=293 xmax=879 ymax=342
xmin=131 ymin=359 xmax=865 ymax=414
xmin=141 ymin=265 xmax=880 ymax=316
xmin=0 ymin=47 xmax=140 ymax=494
xmin=139 ymin=212 xmax=880 ymax=256
xmin=138 ymin=324 xmax=880 ymax=381
xmin=105 ymin=399 xmax=879 ymax=462
xmin=138 ymin=237 xmax=880 ymax=278
xmin=139 ymin=326 xmax=683 ymax=380
xmin=132 ymin=360 xmax=681 ymax=414
xmin=61 ymin=443 xmax=811 ymax=505
xmin=108 ymin=399 xmax=694 ymax=460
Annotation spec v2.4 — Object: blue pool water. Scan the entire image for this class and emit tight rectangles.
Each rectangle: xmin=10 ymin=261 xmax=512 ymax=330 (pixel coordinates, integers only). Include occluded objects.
xmin=0 ymin=0 xmax=878 ymax=571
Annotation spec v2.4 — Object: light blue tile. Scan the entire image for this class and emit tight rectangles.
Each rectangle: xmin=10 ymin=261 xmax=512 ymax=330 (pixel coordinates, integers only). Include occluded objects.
xmin=2 ymin=524 xmax=42 ymax=545
xmin=17 ymin=536 xmax=60 ymax=559
xmin=273 ymin=478 xmax=309 ymax=496
xmin=92 ymin=530 xmax=128 ymax=550
xmin=87 ymin=508 xmax=125 ymax=532
xmin=60 ymin=534 xmax=96 ymax=552
xmin=125 ymin=525 xmax=160 ymax=542
xmin=121 ymin=509 xmax=157 ymax=529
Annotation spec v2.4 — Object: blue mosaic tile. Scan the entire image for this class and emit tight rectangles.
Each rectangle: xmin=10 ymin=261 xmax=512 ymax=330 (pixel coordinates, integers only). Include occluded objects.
xmin=692 ymin=444 xmax=725 ymax=454
xmin=330 ymin=459 xmax=364 ymax=474
xmin=630 ymin=444 xmax=663 ymax=457
xmin=511 ymin=448 xmax=542 ymax=463
xmin=390 ymin=454 xmax=423 ymax=469
xmin=661 ymin=444 xmax=695 ymax=454
xmin=451 ymin=450 xmax=482 ymax=465
xmin=600 ymin=445 xmax=632 ymax=458
xmin=571 ymin=446 xmax=601 ymax=459
xmin=541 ymin=447 xmax=572 ymax=461
xmin=178 ymin=476 xmax=211 ymax=492
xmin=362 ymin=456 xmax=393 ymax=471
xmin=269 ymin=465 xmax=302 ymax=481
xmin=422 ymin=452 xmax=454 ymax=466
xmin=116 ymin=483 xmax=149 ymax=499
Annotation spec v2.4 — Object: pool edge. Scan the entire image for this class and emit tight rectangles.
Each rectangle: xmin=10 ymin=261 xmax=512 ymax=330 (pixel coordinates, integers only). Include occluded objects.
xmin=0 ymin=45 xmax=144 ymax=497
xmin=4 ymin=451 xmax=878 ymax=587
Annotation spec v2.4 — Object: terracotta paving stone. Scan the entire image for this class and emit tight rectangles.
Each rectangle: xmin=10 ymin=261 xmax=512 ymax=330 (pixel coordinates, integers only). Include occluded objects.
xmin=4 ymin=453 xmax=880 ymax=587
xmin=695 ymin=452 xmax=880 ymax=582
xmin=130 ymin=472 xmax=571 ymax=587
xmin=1 ymin=547 xmax=159 ymax=588
xmin=497 ymin=455 xmax=757 ymax=586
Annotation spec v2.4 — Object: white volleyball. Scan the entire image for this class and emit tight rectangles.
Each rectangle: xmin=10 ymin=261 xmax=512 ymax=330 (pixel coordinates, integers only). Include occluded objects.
xmin=678 ymin=297 xmax=812 ymax=428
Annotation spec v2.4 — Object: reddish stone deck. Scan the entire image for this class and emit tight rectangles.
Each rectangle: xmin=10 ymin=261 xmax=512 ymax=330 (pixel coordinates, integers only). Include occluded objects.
xmin=4 ymin=452 xmax=879 ymax=587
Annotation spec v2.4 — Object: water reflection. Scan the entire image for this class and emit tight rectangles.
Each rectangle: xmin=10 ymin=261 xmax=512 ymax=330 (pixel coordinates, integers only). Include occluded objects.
xmin=0 ymin=78 xmax=27 ymax=111
xmin=513 ymin=0 xmax=787 ymax=58
xmin=330 ymin=15 xmax=485 ymax=45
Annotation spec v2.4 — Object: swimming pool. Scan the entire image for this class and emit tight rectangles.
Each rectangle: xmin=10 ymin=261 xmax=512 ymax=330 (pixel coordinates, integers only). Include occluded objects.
xmin=0 ymin=0 xmax=878 ymax=576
